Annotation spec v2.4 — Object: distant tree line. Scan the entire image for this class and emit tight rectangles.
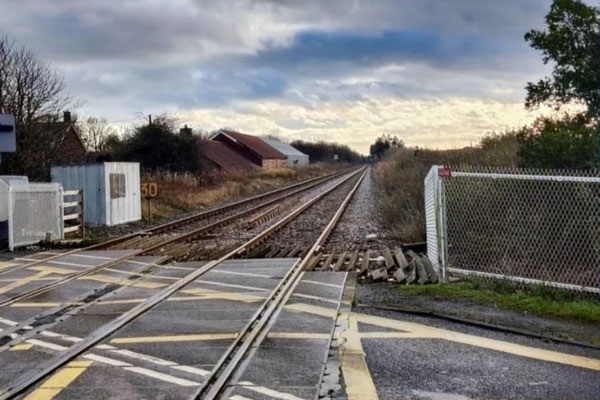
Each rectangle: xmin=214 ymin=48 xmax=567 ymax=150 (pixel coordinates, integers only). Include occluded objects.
xmin=290 ymin=140 xmax=365 ymax=164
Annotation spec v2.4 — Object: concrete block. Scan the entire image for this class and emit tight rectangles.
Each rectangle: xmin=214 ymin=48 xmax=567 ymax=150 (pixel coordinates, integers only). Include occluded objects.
xmin=405 ymin=260 xmax=417 ymax=284
xmin=394 ymin=247 xmax=409 ymax=270
xmin=421 ymin=256 xmax=439 ymax=283
xmin=368 ymin=267 xmax=388 ymax=282
xmin=382 ymin=247 xmax=395 ymax=271
xmin=414 ymin=257 xmax=429 ymax=284
xmin=393 ymin=268 xmax=406 ymax=283
xmin=374 ymin=255 xmax=386 ymax=267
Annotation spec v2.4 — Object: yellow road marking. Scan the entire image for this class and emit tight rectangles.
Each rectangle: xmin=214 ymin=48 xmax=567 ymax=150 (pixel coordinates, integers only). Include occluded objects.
xmin=29 ymin=266 xmax=76 ymax=274
xmin=110 ymin=333 xmax=237 ymax=344
xmin=0 ymin=261 xmax=18 ymax=271
xmin=81 ymin=274 xmax=167 ymax=289
xmin=353 ymin=313 xmax=600 ymax=371
xmin=23 ymin=360 xmax=92 ymax=400
xmin=10 ymin=343 xmax=33 ymax=351
xmin=0 ymin=270 xmax=54 ymax=295
xmin=110 ymin=332 xmax=330 ymax=344
xmin=338 ymin=313 xmax=379 ymax=400
xmin=267 ymin=332 xmax=331 ymax=340
xmin=0 ymin=277 xmax=60 ymax=282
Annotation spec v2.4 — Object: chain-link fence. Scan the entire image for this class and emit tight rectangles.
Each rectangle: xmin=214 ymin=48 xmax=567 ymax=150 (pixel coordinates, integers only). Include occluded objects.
xmin=425 ymin=166 xmax=599 ymax=293
xmin=8 ymin=183 xmax=63 ymax=250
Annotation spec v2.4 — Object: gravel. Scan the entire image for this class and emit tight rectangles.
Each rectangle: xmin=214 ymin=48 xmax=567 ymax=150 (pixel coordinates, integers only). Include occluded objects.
xmin=325 ymin=167 xmax=395 ymax=252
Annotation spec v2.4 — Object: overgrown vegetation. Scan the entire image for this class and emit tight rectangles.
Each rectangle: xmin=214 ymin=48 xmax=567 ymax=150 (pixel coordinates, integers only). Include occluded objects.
xmin=139 ymin=163 xmax=336 ymax=220
xmin=397 ymin=278 xmax=600 ymax=324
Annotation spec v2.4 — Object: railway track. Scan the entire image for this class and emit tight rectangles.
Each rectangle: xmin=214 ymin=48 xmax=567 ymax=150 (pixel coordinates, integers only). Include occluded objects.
xmin=0 ymin=169 xmax=352 ymax=309
xmin=0 ymin=167 xmax=367 ymax=400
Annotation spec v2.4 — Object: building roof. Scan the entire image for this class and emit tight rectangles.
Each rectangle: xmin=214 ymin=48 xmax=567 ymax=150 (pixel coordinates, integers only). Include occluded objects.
xmin=262 ymin=138 xmax=308 ymax=157
xmin=213 ymin=130 xmax=286 ymax=160
xmin=199 ymin=140 xmax=257 ymax=170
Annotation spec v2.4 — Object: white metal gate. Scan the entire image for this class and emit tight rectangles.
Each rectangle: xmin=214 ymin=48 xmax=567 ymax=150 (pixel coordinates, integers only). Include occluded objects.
xmin=8 ymin=183 xmax=63 ymax=250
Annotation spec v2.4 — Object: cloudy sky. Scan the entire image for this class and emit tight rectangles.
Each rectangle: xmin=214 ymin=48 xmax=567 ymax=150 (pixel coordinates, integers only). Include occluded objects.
xmin=0 ymin=0 xmax=583 ymax=153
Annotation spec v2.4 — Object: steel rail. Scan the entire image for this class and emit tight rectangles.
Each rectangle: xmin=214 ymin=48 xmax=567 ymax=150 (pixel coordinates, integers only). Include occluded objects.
xmin=195 ymin=167 xmax=368 ymax=400
xmin=0 ymin=169 xmax=346 ymax=278
xmin=0 ymin=169 xmax=356 ymax=309
xmin=0 ymin=167 xmax=366 ymax=400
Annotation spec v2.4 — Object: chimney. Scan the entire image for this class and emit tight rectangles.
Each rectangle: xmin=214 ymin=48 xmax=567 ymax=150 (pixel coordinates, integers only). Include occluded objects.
xmin=63 ymin=111 xmax=72 ymax=123
xmin=180 ymin=124 xmax=192 ymax=136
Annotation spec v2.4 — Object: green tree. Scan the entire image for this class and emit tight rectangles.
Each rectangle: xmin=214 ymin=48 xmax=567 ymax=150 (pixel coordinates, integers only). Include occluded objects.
xmin=518 ymin=114 xmax=599 ymax=169
xmin=370 ymin=134 xmax=404 ymax=160
xmin=524 ymin=0 xmax=599 ymax=119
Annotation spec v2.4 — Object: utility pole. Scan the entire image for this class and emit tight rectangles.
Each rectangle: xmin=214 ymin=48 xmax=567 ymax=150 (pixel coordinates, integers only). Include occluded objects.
xmin=148 ymin=114 xmax=152 ymax=125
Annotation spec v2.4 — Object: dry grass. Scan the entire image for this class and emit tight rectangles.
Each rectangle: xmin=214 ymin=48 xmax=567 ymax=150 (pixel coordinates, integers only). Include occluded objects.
xmin=374 ymin=133 xmax=520 ymax=242
xmin=141 ymin=163 xmax=337 ymax=219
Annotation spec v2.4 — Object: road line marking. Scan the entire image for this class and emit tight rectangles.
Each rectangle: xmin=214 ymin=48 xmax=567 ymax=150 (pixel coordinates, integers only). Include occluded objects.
xmin=338 ymin=313 xmax=379 ymax=400
xmin=109 ymin=349 xmax=177 ymax=366
xmin=171 ymin=365 xmax=210 ymax=377
xmin=10 ymin=343 xmax=33 ymax=351
xmin=22 ymin=360 xmax=92 ymax=400
xmin=80 ymin=274 xmax=167 ymax=289
xmin=237 ymin=381 xmax=308 ymax=400
xmin=83 ymin=353 xmax=132 ymax=366
xmin=0 ymin=317 xmax=18 ymax=326
xmin=103 ymin=267 xmax=180 ymax=280
xmin=284 ymin=303 xmax=338 ymax=318
xmin=192 ymin=279 xmax=270 ymax=292
xmin=123 ymin=366 xmax=199 ymax=386
xmin=213 ymin=270 xmax=273 ymax=278
xmin=292 ymin=293 xmax=339 ymax=304
xmin=0 ymin=270 xmax=54 ymax=295
xmin=301 ymin=279 xmax=343 ymax=289
xmin=26 ymin=339 xmax=67 ymax=351
xmin=359 ymin=332 xmax=438 ymax=339
xmin=267 ymin=332 xmax=330 ymax=340
xmin=0 ymin=262 xmax=19 ymax=271
xmin=352 ymin=312 xmax=600 ymax=371
xmin=110 ymin=333 xmax=237 ymax=344
xmin=229 ymin=395 xmax=252 ymax=400
xmin=0 ymin=277 xmax=60 ymax=282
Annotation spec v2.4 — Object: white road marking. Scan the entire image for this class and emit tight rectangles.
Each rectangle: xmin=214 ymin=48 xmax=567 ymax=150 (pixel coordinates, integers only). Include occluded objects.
xmin=238 ymin=381 xmax=308 ymax=400
xmin=292 ymin=293 xmax=338 ymax=304
xmin=124 ymin=366 xmax=199 ymax=386
xmin=214 ymin=270 xmax=272 ymax=278
xmin=194 ymin=279 xmax=269 ymax=292
xmin=301 ymin=279 xmax=343 ymax=289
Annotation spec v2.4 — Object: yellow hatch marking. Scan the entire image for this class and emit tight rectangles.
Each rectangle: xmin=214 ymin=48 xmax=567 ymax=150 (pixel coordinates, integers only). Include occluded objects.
xmin=10 ymin=343 xmax=33 ymax=351
xmin=22 ymin=360 xmax=92 ymax=400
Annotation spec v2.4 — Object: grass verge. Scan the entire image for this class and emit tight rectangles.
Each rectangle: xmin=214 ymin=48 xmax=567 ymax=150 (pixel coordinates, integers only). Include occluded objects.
xmin=398 ymin=278 xmax=599 ymax=325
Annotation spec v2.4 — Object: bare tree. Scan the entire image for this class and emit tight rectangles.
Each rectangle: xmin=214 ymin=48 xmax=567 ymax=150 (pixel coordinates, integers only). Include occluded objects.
xmin=78 ymin=116 xmax=114 ymax=152
xmin=0 ymin=35 xmax=75 ymax=179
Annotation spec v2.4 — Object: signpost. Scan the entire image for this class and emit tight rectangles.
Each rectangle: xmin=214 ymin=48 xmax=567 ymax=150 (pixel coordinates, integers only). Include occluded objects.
xmin=141 ymin=182 xmax=158 ymax=219
xmin=0 ymin=114 xmax=16 ymax=164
